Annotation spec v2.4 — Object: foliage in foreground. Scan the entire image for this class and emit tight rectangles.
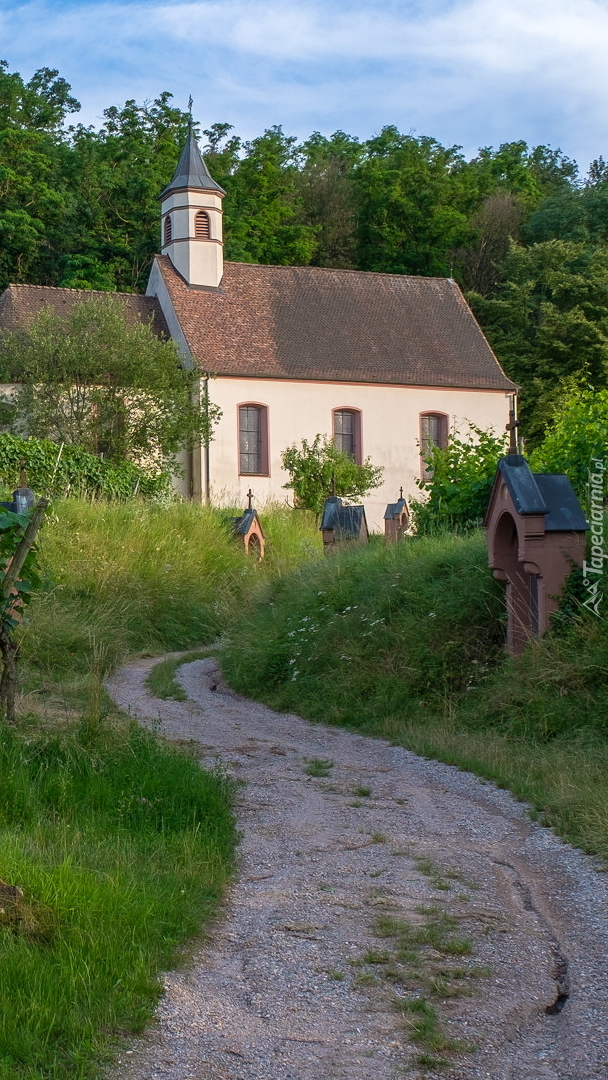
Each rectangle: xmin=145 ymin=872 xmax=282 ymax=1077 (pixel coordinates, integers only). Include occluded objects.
xmin=0 ymin=296 xmax=221 ymax=471
xmin=18 ymin=499 xmax=322 ymax=707
xmin=281 ymin=435 xmax=383 ymax=514
xmin=221 ymin=533 xmax=506 ymax=728
xmin=220 ymin=531 xmax=608 ymax=862
xmin=411 ymin=423 xmax=508 ymax=535
xmin=0 ymin=720 xmax=236 ymax=1080
xmin=0 ymin=433 xmax=169 ymax=501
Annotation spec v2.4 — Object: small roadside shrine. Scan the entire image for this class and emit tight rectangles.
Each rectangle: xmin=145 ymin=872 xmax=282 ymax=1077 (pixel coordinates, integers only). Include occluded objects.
xmin=320 ymin=496 xmax=369 ymax=555
xmin=384 ymin=488 xmax=409 ymax=542
xmin=484 ymin=451 xmax=588 ymax=655
xmin=232 ymin=489 xmax=266 ymax=559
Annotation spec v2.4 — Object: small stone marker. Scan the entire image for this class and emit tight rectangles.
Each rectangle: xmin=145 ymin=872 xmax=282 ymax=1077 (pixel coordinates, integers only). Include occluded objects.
xmin=320 ymin=495 xmax=369 ymax=555
xmin=232 ymin=490 xmax=266 ymax=559
xmin=384 ymin=487 xmax=409 ymax=542
xmin=484 ymin=454 xmax=588 ymax=654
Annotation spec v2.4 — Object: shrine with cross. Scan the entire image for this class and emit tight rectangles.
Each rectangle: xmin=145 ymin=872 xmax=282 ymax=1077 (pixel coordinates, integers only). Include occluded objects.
xmin=231 ymin=489 xmax=266 ymax=559
xmin=484 ymin=446 xmax=588 ymax=654
xmin=384 ymin=486 xmax=410 ymax=542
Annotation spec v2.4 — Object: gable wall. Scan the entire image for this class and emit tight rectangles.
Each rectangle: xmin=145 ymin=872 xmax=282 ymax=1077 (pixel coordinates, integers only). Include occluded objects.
xmin=202 ymin=376 xmax=511 ymax=531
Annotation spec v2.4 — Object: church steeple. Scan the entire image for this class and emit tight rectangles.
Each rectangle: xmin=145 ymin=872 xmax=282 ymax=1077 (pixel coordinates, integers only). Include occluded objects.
xmin=160 ymin=124 xmax=225 ymax=288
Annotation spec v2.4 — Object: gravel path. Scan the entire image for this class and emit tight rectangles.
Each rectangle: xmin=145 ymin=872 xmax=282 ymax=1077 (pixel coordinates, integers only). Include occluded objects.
xmin=106 ymin=655 xmax=608 ymax=1080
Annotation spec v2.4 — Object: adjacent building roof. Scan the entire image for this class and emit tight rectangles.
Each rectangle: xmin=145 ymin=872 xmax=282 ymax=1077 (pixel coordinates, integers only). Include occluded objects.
xmin=154 ymin=256 xmax=516 ymax=390
xmin=0 ymin=283 xmax=169 ymax=339
xmin=160 ymin=127 xmax=226 ymax=199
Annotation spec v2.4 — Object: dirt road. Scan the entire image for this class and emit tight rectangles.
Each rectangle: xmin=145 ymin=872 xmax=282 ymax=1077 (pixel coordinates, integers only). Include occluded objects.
xmin=107 ymin=656 xmax=608 ymax=1080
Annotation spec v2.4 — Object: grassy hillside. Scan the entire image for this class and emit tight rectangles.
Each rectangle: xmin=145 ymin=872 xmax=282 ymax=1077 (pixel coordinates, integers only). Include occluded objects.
xmin=0 ymin=498 xmax=321 ymax=1080
xmin=221 ymin=532 xmax=608 ymax=862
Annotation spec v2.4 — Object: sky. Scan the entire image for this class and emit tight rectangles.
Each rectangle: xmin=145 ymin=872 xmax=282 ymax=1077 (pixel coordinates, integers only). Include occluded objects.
xmin=1 ymin=0 xmax=607 ymax=172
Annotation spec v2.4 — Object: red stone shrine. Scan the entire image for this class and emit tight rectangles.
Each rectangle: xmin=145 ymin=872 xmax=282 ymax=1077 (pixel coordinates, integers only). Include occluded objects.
xmin=232 ymin=489 xmax=266 ymax=559
xmin=484 ymin=455 xmax=588 ymax=655
xmin=384 ymin=488 xmax=409 ymax=542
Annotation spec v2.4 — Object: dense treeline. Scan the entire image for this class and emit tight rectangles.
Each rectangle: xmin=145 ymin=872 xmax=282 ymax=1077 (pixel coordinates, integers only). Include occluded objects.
xmin=2 ymin=61 xmax=608 ymax=440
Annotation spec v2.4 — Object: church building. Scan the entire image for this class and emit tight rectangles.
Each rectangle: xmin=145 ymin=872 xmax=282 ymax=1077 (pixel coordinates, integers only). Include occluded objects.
xmin=147 ymin=129 xmax=516 ymax=527
xmin=0 ymin=129 xmax=516 ymax=528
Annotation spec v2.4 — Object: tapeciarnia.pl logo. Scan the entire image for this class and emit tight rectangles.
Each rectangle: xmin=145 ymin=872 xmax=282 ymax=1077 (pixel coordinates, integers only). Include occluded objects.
xmin=582 ymin=458 xmax=606 ymax=617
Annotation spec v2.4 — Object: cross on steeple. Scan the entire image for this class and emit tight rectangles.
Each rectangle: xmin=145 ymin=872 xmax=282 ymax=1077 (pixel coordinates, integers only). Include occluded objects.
xmin=188 ymin=95 xmax=193 ymax=118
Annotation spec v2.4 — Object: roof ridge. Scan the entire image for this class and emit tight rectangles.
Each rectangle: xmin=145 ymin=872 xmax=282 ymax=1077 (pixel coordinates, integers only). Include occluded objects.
xmin=221 ymin=261 xmax=456 ymax=283
xmin=7 ymin=283 xmax=144 ymax=299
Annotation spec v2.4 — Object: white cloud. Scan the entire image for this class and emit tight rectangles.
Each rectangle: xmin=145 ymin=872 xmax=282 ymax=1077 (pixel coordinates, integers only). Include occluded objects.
xmin=1 ymin=0 xmax=608 ymax=165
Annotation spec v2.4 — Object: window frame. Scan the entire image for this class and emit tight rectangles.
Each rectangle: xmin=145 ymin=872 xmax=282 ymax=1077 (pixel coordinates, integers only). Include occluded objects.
xmin=238 ymin=403 xmax=269 ymax=477
xmin=163 ymin=214 xmax=172 ymax=246
xmin=419 ymin=412 xmax=449 ymax=480
xmin=332 ymin=407 xmax=362 ymax=465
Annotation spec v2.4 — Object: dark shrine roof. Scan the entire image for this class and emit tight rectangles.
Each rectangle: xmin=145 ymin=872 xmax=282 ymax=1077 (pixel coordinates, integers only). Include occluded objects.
xmin=232 ymin=508 xmax=263 ymax=536
xmin=320 ymin=497 xmax=367 ymax=538
xmin=384 ymin=498 xmax=408 ymax=520
xmin=160 ymin=129 xmax=226 ymax=198
xmin=0 ymin=283 xmax=169 ymax=339
xmin=492 ymin=456 xmax=588 ymax=531
xmin=534 ymin=475 xmax=590 ymax=532
xmin=154 ymin=256 xmax=517 ymax=390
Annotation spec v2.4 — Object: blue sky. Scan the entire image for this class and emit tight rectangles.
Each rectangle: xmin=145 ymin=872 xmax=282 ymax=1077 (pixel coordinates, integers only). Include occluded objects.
xmin=1 ymin=0 xmax=607 ymax=172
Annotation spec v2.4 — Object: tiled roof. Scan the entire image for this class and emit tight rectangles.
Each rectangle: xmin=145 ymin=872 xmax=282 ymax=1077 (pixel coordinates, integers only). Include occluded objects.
xmin=155 ymin=256 xmax=516 ymax=391
xmin=0 ymin=283 xmax=169 ymax=339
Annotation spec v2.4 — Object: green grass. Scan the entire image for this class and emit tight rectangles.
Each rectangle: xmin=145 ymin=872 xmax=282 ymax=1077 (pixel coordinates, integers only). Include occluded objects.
xmin=18 ymin=499 xmax=321 ymax=715
xmin=0 ymin=719 xmax=236 ymax=1080
xmin=145 ymin=649 xmax=212 ymax=701
xmin=354 ymin=904 xmax=480 ymax=1068
xmin=220 ymin=530 xmax=608 ymax=863
xmin=303 ymin=757 xmax=334 ymax=777
xmin=1 ymin=497 xmax=321 ymax=1079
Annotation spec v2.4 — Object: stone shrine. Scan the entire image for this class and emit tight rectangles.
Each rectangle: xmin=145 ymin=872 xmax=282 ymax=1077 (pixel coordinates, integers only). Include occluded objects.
xmin=320 ymin=496 xmax=369 ymax=555
xmin=484 ymin=455 xmax=588 ymax=654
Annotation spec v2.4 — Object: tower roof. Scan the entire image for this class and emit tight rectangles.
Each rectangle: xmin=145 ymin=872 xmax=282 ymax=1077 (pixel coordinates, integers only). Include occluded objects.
xmin=160 ymin=126 xmax=226 ymax=199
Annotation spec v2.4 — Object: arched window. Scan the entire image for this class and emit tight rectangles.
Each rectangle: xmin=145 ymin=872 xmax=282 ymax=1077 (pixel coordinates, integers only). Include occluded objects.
xmin=163 ymin=215 xmax=172 ymax=246
xmin=419 ymin=412 xmax=449 ymax=480
xmin=238 ymin=404 xmax=269 ymax=475
xmin=195 ymin=210 xmax=211 ymax=239
xmin=333 ymin=408 xmax=362 ymax=464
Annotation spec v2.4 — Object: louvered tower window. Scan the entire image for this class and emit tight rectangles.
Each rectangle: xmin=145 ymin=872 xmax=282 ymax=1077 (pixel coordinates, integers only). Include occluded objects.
xmin=195 ymin=210 xmax=211 ymax=239
xmin=164 ymin=215 xmax=172 ymax=245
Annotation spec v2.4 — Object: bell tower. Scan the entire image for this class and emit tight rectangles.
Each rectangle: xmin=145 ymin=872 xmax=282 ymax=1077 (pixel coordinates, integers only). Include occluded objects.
xmin=160 ymin=124 xmax=226 ymax=288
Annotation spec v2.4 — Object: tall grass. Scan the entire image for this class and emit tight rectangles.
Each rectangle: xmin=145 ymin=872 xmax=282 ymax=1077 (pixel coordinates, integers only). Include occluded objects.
xmin=18 ymin=499 xmax=321 ymax=709
xmin=220 ymin=532 xmax=608 ymax=862
xmin=0 ymin=720 xmax=236 ymax=1080
xmin=1 ymin=497 xmax=320 ymax=1080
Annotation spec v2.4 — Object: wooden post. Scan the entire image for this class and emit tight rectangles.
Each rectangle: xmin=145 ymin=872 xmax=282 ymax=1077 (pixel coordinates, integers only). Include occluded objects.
xmin=0 ymin=498 xmax=48 ymax=725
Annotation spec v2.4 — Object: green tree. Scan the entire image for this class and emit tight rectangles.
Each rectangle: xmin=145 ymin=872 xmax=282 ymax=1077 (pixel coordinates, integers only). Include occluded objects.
xmin=222 ymin=126 xmax=317 ymax=266
xmin=0 ymin=61 xmax=79 ymax=290
xmin=411 ymin=423 xmax=508 ymax=534
xmin=469 ymin=241 xmax=608 ymax=443
xmin=354 ymin=127 xmax=472 ymax=277
xmin=296 ymin=130 xmax=363 ymax=269
xmin=529 ymin=384 xmax=608 ymax=504
xmin=281 ymin=435 xmax=383 ymax=514
xmin=0 ymin=295 xmax=220 ymax=469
